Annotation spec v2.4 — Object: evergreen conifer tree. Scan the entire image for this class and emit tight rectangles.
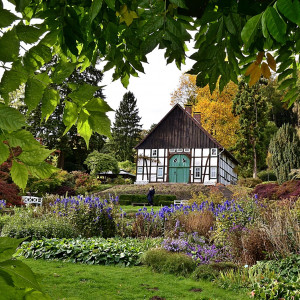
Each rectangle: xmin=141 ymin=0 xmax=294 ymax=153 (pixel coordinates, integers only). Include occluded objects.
xmin=269 ymin=124 xmax=300 ymax=184
xmin=232 ymin=80 xmax=269 ymax=178
xmin=111 ymin=92 xmax=142 ymax=162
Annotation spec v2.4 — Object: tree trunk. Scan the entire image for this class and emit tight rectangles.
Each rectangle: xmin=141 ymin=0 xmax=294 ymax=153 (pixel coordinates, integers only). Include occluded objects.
xmin=253 ymin=141 xmax=257 ymax=179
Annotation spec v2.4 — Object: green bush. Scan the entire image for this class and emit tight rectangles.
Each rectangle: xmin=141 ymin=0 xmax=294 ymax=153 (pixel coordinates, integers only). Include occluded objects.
xmin=118 ymin=199 xmax=132 ymax=205
xmin=191 ymin=262 xmax=238 ymax=281
xmin=237 ymin=178 xmax=262 ymax=188
xmin=142 ymin=248 xmax=196 ymax=277
xmin=17 ymin=237 xmax=161 ymax=266
xmin=257 ymin=170 xmax=277 ymax=182
xmin=119 ymin=194 xmax=176 ymax=205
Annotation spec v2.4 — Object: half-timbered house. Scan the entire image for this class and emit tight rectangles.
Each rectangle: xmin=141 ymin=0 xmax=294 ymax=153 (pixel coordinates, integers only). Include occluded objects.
xmin=135 ymin=104 xmax=238 ymax=185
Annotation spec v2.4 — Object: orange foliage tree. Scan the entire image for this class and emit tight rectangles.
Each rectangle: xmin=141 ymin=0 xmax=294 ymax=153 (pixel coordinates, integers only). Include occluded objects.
xmin=171 ymin=75 xmax=239 ymax=149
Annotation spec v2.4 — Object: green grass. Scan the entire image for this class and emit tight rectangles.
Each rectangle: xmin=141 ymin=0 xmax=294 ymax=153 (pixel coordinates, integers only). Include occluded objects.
xmin=120 ymin=205 xmax=162 ymax=213
xmin=24 ymin=259 xmax=251 ymax=300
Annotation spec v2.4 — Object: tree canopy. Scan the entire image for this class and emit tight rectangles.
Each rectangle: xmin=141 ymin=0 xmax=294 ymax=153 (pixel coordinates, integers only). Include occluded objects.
xmin=1 ymin=0 xmax=300 ymax=188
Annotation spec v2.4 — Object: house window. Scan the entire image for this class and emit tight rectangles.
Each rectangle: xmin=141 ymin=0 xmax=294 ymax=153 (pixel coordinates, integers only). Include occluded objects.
xmin=211 ymin=148 xmax=217 ymax=156
xmin=194 ymin=167 xmax=201 ymax=178
xmin=176 ymin=148 xmax=183 ymax=152
xmin=210 ymin=167 xmax=217 ymax=178
xmin=137 ymin=167 xmax=143 ymax=174
xmin=152 ymin=149 xmax=157 ymax=157
xmin=169 ymin=149 xmax=176 ymax=153
xmin=184 ymin=148 xmax=190 ymax=152
xmin=157 ymin=167 xmax=163 ymax=178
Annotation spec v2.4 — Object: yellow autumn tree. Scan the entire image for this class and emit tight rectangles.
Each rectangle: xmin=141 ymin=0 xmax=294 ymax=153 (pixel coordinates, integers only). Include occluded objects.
xmin=171 ymin=75 xmax=239 ymax=149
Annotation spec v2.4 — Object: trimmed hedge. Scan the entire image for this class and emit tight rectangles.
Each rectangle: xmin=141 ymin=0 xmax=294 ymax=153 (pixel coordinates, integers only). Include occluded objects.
xmin=119 ymin=194 xmax=176 ymax=206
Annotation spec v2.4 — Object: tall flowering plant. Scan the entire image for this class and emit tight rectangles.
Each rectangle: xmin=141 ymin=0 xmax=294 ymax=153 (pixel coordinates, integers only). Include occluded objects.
xmin=162 ymin=232 xmax=231 ymax=265
xmin=50 ymin=196 xmax=118 ymax=237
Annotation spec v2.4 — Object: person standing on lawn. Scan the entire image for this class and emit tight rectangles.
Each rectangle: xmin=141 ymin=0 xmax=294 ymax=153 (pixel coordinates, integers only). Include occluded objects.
xmin=147 ymin=186 xmax=155 ymax=206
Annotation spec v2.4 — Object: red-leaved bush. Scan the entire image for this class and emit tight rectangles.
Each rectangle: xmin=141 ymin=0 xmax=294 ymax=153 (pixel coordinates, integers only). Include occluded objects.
xmin=0 ymin=180 xmax=22 ymax=206
xmin=252 ymin=180 xmax=300 ymax=200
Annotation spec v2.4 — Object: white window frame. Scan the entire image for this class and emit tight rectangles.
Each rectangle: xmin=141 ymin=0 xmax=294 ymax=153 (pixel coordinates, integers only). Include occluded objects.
xmin=210 ymin=166 xmax=217 ymax=179
xmin=152 ymin=149 xmax=157 ymax=157
xmin=211 ymin=148 xmax=217 ymax=156
xmin=169 ymin=149 xmax=176 ymax=153
xmin=137 ymin=167 xmax=143 ymax=174
xmin=176 ymin=148 xmax=183 ymax=152
xmin=194 ymin=167 xmax=201 ymax=178
xmin=184 ymin=148 xmax=190 ymax=152
xmin=157 ymin=167 xmax=163 ymax=178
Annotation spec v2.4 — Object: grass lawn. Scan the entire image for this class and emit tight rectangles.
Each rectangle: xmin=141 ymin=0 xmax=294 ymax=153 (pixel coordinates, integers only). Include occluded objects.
xmin=24 ymin=259 xmax=251 ymax=300
xmin=120 ymin=205 xmax=162 ymax=213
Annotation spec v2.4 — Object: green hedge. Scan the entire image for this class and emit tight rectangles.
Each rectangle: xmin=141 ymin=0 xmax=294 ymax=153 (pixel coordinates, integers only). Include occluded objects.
xmin=119 ymin=194 xmax=176 ymax=206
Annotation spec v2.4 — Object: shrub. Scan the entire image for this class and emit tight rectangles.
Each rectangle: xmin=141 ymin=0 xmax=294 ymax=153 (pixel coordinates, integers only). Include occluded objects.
xmin=237 ymin=178 xmax=262 ymax=188
xmin=257 ymin=170 xmax=277 ymax=182
xmin=54 ymin=185 xmax=76 ymax=196
xmin=0 ymin=180 xmax=22 ymax=206
xmin=252 ymin=183 xmax=278 ymax=200
xmin=0 ymin=214 xmax=10 ymax=232
xmin=142 ymin=248 xmax=196 ymax=276
xmin=253 ymin=180 xmax=300 ymax=200
xmin=191 ymin=262 xmax=237 ymax=281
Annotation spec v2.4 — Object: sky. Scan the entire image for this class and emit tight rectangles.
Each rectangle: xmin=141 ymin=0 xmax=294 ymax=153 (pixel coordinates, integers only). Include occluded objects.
xmin=102 ymin=48 xmax=195 ymax=130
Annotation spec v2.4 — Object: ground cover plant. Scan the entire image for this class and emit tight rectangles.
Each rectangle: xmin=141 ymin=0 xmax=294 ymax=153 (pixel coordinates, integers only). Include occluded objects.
xmin=23 ymin=259 xmax=252 ymax=300
xmin=17 ymin=237 xmax=161 ymax=267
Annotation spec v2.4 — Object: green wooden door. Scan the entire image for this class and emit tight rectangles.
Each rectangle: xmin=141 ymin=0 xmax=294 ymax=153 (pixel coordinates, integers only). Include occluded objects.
xmin=169 ymin=154 xmax=190 ymax=183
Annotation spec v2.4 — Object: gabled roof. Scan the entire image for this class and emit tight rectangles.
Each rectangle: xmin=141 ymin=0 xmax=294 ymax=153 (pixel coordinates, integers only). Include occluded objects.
xmin=135 ymin=104 xmax=239 ymax=165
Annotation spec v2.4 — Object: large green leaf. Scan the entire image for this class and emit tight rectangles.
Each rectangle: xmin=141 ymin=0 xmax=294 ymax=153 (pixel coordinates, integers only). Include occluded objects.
xmin=63 ymin=101 xmax=79 ymax=133
xmin=0 ymin=8 xmax=19 ymax=28
xmin=84 ymin=98 xmax=113 ymax=112
xmin=140 ymin=31 xmax=163 ymax=55
xmin=69 ymin=84 xmax=100 ymax=106
xmin=170 ymin=0 xmax=187 ymax=9
xmin=41 ymin=88 xmax=60 ymax=121
xmin=0 ymin=61 xmax=28 ymax=103
xmin=277 ymin=0 xmax=300 ymax=25
xmin=23 ymin=44 xmax=52 ymax=73
xmin=11 ymin=160 xmax=28 ymax=190
xmin=16 ymin=24 xmax=44 ymax=44
xmin=90 ymin=0 xmax=103 ymax=22
xmin=0 ymin=104 xmax=26 ymax=131
xmin=18 ymin=148 xmax=53 ymax=165
xmin=27 ymin=162 xmax=57 ymax=179
xmin=0 ymin=260 xmax=41 ymax=291
xmin=0 ymin=237 xmax=27 ymax=262
xmin=241 ymin=13 xmax=262 ymax=49
xmin=89 ymin=112 xmax=111 ymax=138
xmin=0 ymin=142 xmax=9 ymax=165
xmin=24 ymin=77 xmax=47 ymax=112
xmin=7 ymin=130 xmax=41 ymax=150
xmin=77 ymin=110 xmax=92 ymax=147
xmin=51 ymin=62 xmax=76 ymax=84
xmin=139 ymin=16 xmax=164 ymax=37
xmin=104 ymin=0 xmax=115 ymax=10
xmin=264 ymin=6 xmax=286 ymax=43
xmin=0 ymin=28 xmax=20 ymax=62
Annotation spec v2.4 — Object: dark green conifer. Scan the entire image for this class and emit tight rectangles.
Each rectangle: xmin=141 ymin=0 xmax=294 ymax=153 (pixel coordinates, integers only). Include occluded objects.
xmin=111 ymin=92 xmax=142 ymax=162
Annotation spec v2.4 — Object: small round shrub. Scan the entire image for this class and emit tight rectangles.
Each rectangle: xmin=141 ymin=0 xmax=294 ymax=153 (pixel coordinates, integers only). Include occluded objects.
xmin=142 ymin=248 xmax=196 ymax=276
xmin=0 ymin=180 xmax=22 ymax=206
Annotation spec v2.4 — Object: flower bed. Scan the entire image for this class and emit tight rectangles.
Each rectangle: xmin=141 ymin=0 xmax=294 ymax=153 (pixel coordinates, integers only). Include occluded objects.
xmin=17 ymin=237 xmax=162 ymax=267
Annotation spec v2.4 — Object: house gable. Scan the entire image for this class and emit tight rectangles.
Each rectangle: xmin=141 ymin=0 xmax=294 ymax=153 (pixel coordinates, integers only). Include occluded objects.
xmin=136 ymin=104 xmax=220 ymax=150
